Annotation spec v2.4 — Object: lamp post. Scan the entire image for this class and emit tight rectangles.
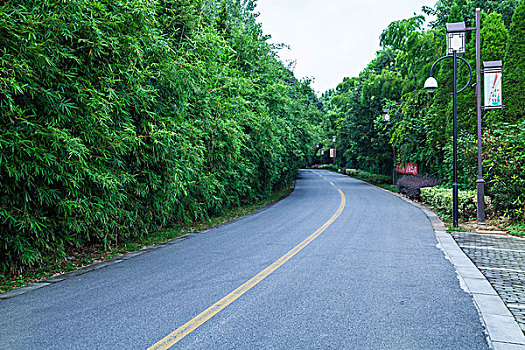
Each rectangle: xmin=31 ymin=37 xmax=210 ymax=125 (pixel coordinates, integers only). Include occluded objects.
xmin=331 ymin=135 xmax=336 ymax=166
xmin=424 ymin=21 xmax=473 ymax=228
xmin=381 ymin=108 xmax=396 ymax=185
xmin=472 ymin=10 xmax=505 ymax=224
xmin=474 ymin=8 xmax=486 ymax=224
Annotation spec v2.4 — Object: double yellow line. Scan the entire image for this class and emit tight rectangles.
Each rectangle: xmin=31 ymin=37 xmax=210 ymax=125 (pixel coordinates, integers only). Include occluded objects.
xmin=149 ymin=181 xmax=346 ymax=349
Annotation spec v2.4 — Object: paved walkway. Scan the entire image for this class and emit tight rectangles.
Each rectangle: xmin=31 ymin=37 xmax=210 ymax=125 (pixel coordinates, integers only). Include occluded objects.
xmin=453 ymin=232 xmax=525 ymax=334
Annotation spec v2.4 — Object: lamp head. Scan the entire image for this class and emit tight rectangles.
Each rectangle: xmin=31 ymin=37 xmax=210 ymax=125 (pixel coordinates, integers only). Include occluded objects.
xmin=446 ymin=22 xmax=466 ymax=55
xmin=424 ymin=77 xmax=438 ymax=93
xmin=381 ymin=108 xmax=391 ymax=122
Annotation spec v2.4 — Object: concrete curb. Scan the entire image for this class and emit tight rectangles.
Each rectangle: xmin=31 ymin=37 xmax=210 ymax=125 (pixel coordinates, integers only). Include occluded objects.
xmin=313 ymin=171 xmax=525 ymax=348
xmin=387 ymin=188 xmax=525 ymax=350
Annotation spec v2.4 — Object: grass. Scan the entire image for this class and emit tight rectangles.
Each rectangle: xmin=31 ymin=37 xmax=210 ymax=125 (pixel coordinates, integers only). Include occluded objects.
xmin=333 ymin=169 xmax=399 ymax=192
xmin=0 ymin=187 xmax=292 ymax=294
xmin=446 ymin=224 xmax=471 ymax=233
xmin=375 ymin=183 xmax=399 ymax=193
xmin=496 ymin=221 xmax=525 ymax=237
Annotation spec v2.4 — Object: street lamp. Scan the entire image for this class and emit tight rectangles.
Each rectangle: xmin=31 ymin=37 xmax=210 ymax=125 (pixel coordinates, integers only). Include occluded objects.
xmin=424 ymin=77 xmax=438 ymax=93
xmin=331 ymin=136 xmax=337 ymax=165
xmin=474 ymin=9 xmax=486 ymax=224
xmin=381 ymin=108 xmax=391 ymax=122
xmin=381 ymin=108 xmax=396 ymax=185
xmin=446 ymin=22 xmax=467 ymax=55
xmin=425 ymin=21 xmax=473 ymax=228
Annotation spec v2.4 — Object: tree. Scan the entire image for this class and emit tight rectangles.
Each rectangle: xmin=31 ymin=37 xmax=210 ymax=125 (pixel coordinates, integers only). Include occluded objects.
xmin=504 ymin=0 xmax=525 ymax=122
xmin=0 ymin=0 xmax=322 ymax=273
xmin=481 ymin=11 xmax=509 ymax=126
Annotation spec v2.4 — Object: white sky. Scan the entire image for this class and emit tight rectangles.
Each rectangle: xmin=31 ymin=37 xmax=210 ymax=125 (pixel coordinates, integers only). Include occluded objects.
xmin=256 ymin=0 xmax=437 ymax=94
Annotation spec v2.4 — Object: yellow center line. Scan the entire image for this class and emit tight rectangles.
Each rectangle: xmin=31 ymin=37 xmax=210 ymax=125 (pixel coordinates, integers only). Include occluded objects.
xmin=148 ymin=185 xmax=346 ymax=350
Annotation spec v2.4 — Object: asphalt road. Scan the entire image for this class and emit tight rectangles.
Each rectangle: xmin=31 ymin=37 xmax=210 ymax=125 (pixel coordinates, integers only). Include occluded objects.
xmin=0 ymin=170 xmax=489 ymax=349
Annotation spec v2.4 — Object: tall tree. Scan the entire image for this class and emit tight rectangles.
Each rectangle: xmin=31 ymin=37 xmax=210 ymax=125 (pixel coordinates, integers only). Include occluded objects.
xmin=504 ymin=0 xmax=525 ymax=122
xmin=481 ymin=11 xmax=509 ymax=126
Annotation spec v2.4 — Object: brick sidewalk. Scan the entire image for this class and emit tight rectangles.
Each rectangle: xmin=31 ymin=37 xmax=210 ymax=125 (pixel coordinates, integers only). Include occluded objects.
xmin=453 ymin=232 xmax=525 ymax=333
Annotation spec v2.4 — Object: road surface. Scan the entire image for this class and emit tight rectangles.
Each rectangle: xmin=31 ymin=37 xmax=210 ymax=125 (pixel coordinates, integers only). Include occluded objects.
xmin=0 ymin=170 xmax=489 ymax=349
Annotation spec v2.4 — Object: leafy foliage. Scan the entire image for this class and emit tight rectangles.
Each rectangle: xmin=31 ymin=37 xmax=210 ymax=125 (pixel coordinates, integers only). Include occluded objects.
xmin=504 ymin=0 xmax=525 ymax=122
xmin=344 ymin=169 xmax=392 ymax=185
xmin=0 ymin=0 xmax=321 ymax=273
xmin=420 ymin=187 xmax=494 ymax=220
xmin=319 ymin=0 xmax=523 ymax=220
xmin=483 ymin=122 xmax=525 ymax=220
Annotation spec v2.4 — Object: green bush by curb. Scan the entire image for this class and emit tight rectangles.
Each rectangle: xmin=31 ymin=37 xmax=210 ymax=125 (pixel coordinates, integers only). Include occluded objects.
xmin=420 ymin=187 xmax=494 ymax=220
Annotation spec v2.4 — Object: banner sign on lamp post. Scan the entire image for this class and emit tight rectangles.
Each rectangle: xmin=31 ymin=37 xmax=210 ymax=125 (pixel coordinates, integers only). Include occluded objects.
xmin=484 ymin=72 xmax=502 ymax=107
xmin=483 ymin=61 xmax=504 ymax=109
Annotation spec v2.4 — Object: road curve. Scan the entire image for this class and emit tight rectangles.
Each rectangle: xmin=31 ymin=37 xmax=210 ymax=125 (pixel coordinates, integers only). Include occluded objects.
xmin=0 ymin=170 xmax=489 ymax=349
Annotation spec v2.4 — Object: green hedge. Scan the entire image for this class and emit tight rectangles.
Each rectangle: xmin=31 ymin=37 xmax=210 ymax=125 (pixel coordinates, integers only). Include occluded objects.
xmin=317 ymin=164 xmax=338 ymax=170
xmin=344 ymin=169 xmax=392 ymax=185
xmin=0 ymin=0 xmax=320 ymax=273
xmin=420 ymin=187 xmax=494 ymax=221
xmin=484 ymin=121 xmax=525 ymax=220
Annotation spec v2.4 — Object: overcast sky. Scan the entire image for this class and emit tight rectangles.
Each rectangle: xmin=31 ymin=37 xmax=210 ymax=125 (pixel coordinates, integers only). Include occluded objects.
xmin=256 ymin=0 xmax=437 ymax=94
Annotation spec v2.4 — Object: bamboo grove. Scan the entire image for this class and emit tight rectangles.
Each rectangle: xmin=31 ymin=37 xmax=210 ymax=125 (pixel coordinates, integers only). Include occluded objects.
xmin=319 ymin=0 xmax=525 ymax=222
xmin=0 ymin=0 xmax=322 ymax=273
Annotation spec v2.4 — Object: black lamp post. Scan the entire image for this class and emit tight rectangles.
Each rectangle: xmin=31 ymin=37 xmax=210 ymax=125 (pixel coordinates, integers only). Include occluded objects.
xmin=424 ymin=22 xmax=473 ymax=228
xmin=331 ymin=136 xmax=336 ymax=166
xmin=381 ymin=108 xmax=396 ymax=185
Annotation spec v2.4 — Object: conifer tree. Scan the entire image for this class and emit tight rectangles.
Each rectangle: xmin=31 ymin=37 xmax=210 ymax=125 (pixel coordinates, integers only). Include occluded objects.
xmin=481 ymin=12 xmax=509 ymax=126
xmin=482 ymin=12 xmax=510 ymax=61
xmin=504 ymin=0 xmax=525 ymax=122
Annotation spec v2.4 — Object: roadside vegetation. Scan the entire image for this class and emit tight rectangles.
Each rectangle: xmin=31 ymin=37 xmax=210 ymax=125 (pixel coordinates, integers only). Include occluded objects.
xmin=315 ymin=0 xmax=525 ymax=234
xmin=0 ymin=187 xmax=291 ymax=293
xmin=0 ymin=1 xmax=322 ymax=278
xmin=2 ymin=0 xmax=524 ymax=289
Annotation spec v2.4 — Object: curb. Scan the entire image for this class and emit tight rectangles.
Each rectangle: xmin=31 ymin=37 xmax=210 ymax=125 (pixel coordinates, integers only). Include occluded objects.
xmin=0 ymin=190 xmax=293 ymax=301
xmin=333 ymin=171 xmax=525 ymax=349
xmin=390 ymin=189 xmax=525 ymax=350
xmin=0 ymin=236 xmax=190 ymax=300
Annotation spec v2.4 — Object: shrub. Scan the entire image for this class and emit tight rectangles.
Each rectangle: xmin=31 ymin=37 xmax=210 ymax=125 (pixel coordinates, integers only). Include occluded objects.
xmin=420 ymin=187 xmax=494 ymax=220
xmin=397 ymin=175 xmax=440 ymax=199
xmin=341 ymin=166 xmax=356 ymax=174
xmin=504 ymin=0 xmax=525 ymax=123
xmin=344 ymin=169 xmax=391 ymax=185
xmin=366 ymin=173 xmax=392 ymax=184
xmin=483 ymin=122 xmax=525 ymax=220
xmin=318 ymin=164 xmax=338 ymax=170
